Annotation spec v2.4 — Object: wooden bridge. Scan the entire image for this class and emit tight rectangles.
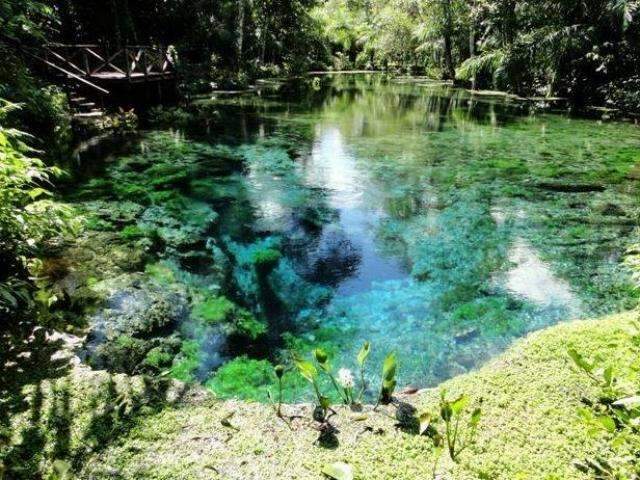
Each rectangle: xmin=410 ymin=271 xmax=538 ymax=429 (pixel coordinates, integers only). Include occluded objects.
xmin=40 ymin=44 xmax=177 ymax=95
xmin=1 ymin=33 xmax=179 ymax=117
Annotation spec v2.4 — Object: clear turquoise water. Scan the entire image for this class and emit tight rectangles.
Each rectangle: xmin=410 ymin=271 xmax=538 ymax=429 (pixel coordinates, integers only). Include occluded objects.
xmin=72 ymin=74 xmax=640 ymax=398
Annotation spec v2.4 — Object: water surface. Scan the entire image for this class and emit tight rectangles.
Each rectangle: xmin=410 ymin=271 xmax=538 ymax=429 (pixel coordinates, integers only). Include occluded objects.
xmin=69 ymin=74 xmax=640 ymax=398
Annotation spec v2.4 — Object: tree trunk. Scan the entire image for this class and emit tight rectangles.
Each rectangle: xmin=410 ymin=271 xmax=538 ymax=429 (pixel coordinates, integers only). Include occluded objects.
xmin=235 ymin=0 xmax=245 ymax=72
xmin=57 ymin=0 xmax=76 ymax=43
xmin=442 ymin=0 xmax=456 ymax=80
xmin=109 ymin=0 xmax=122 ymax=48
xmin=469 ymin=0 xmax=476 ymax=89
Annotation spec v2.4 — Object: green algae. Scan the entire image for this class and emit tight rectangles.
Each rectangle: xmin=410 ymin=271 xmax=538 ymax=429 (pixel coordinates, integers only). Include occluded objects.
xmin=170 ymin=339 xmax=202 ymax=382
xmin=204 ymin=356 xmax=306 ymax=402
xmin=251 ymin=248 xmax=282 ymax=270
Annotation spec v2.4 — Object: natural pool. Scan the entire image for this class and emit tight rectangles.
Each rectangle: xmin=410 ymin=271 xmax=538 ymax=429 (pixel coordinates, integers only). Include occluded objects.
xmin=61 ymin=74 xmax=640 ymax=401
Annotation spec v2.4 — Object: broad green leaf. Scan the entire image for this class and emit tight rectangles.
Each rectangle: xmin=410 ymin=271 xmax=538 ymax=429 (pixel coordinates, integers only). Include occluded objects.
xmin=568 ymin=348 xmax=593 ymax=373
xmin=594 ymin=415 xmax=616 ymax=433
xmin=296 ymin=360 xmax=318 ymax=382
xmin=382 ymin=352 xmax=397 ymax=381
xmin=382 ymin=378 xmax=396 ymax=391
xmin=450 ymin=394 xmax=469 ymax=415
xmin=418 ymin=412 xmax=431 ymax=435
xmin=470 ymin=407 xmax=482 ymax=427
xmin=357 ymin=341 xmax=370 ymax=366
xmin=321 ymin=462 xmax=353 ymax=480
xmin=602 ymin=365 xmax=613 ymax=387
xmin=27 ymin=187 xmax=50 ymax=200
xmin=52 ymin=459 xmax=72 ymax=479
xmin=440 ymin=399 xmax=453 ymax=421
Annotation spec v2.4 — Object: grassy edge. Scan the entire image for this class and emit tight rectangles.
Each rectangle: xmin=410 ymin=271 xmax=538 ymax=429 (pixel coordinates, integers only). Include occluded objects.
xmin=3 ymin=311 xmax=637 ymax=479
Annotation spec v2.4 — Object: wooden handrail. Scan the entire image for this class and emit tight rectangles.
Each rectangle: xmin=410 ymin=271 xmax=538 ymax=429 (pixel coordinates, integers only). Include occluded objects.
xmin=28 ymin=51 xmax=109 ymax=94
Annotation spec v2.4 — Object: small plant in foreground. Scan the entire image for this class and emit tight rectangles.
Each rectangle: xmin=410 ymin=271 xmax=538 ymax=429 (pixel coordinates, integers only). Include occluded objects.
xmin=356 ymin=341 xmax=371 ymax=402
xmin=378 ymin=352 xmax=397 ymax=405
xmin=313 ymin=348 xmax=350 ymax=404
xmin=568 ymin=348 xmax=616 ymax=396
xmin=568 ymin=345 xmax=640 ymax=479
xmin=294 ymin=357 xmax=332 ymax=422
xmin=337 ymin=368 xmax=355 ymax=404
xmin=421 ymin=391 xmax=481 ymax=463
xmin=267 ymin=364 xmax=285 ymax=417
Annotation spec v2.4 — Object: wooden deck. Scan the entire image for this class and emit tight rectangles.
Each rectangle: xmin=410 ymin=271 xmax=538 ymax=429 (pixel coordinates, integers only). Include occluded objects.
xmin=42 ymin=44 xmax=177 ymax=94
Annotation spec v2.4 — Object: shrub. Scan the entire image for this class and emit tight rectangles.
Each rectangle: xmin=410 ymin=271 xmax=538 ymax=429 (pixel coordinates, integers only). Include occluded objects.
xmin=0 ymin=100 xmax=77 ymax=321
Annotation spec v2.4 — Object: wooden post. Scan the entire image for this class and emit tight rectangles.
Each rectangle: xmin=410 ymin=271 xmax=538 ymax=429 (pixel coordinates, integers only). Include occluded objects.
xmin=83 ymin=48 xmax=90 ymax=75
xmin=142 ymin=48 xmax=148 ymax=80
xmin=125 ymin=47 xmax=131 ymax=80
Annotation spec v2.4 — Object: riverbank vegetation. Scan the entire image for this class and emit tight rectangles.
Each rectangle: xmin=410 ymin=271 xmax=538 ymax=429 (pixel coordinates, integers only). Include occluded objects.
xmin=3 ymin=311 xmax=639 ymax=479
xmin=3 ymin=1 xmax=640 ymax=114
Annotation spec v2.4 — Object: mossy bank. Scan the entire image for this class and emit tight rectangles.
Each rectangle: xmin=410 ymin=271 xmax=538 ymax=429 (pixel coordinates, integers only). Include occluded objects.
xmin=3 ymin=311 xmax=638 ymax=479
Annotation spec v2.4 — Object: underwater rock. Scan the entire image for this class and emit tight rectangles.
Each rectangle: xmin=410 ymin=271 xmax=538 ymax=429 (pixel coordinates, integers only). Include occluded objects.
xmin=251 ymin=247 xmax=282 ymax=274
xmin=597 ymin=202 xmax=627 ymax=217
xmin=178 ymin=250 xmax=214 ymax=273
xmin=84 ymin=276 xmax=189 ymax=372
xmin=454 ymin=327 xmax=480 ymax=344
xmin=157 ymin=226 xmax=207 ymax=253
xmin=95 ymin=284 xmax=187 ymax=337
xmin=535 ymin=182 xmax=606 ymax=193
xmin=83 ymin=200 xmax=145 ymax=227
xmin=138 ymin=203 xmax=219 ymax=259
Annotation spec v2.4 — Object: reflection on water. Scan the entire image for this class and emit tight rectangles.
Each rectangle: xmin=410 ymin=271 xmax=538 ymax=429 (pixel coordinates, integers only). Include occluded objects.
xmin=306 ymin=126 xmax=406 ymax=295
xmin=74 ymin=74 xmax=640 ymax=396
xmin=504 ymin=239 xmax=581 ymax=315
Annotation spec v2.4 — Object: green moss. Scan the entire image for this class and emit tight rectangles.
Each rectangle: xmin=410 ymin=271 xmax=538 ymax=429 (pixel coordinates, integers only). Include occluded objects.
xmin=251 ymin=248 xmax=282 ymax=269
xmin=170 ymin=340 xmax=201 ymax=382
xmin=145 ymin=262 xmax=177 ymax=284
xmin=234 ymin=309 xmax=268 ymax=339
xmin=204 ymin=357 xmax=274 ymax=401
xmin=448 ymin=297 xmax=523 ymax=336
xmin=84 ymin=215 xmax=114 ymax=231
xmin=119 ymin=225 xmax=146 ymax=241
xmin=148 ymin=190 xmax=182 ymax=205
xmin=90 ymin=335 xmax=148 ymax=372
xmin=192 ymin=296 xmax=235 ymax=324
xmin=63 ymin=312 xmax=638 ymax=479
xmin=191 ymin=295 xmax=267 ymax=339
xmin=5 ymin=312 xmax=640 ymax=480
xmin=113 ymin=182 xmax=151 ymax=204
xmin=204 ymin=356 xmax=305 ymax=402
xmin=142 ymin=347 xmax=174 ymax=370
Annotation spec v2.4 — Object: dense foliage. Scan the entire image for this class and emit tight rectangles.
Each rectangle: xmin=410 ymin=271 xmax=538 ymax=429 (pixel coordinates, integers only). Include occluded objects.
xmin=0 ymin=101 xmax=75 ymax=323
xmin=3 ymin=0 xmax=640 ymax=109
xmin=0 ymin=0 xmax=71 ymax=153
xmin=314 ymin=0 xmax=640 ymax=110
xmin=49 ymin=0 xmax=328 ymax=89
